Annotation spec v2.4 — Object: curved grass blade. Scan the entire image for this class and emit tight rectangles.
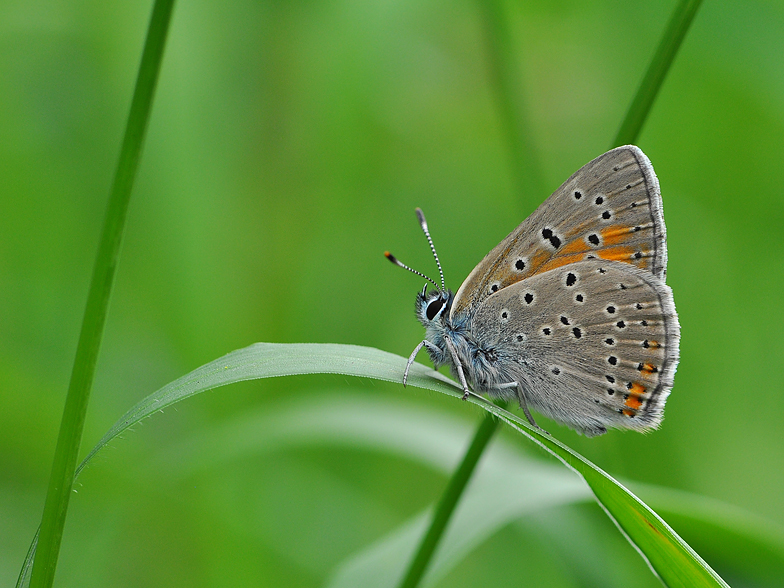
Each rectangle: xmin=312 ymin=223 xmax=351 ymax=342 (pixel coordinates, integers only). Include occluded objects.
xmin=637 ymin=484 xmax=784 ymax=587
xmin=468 ymin=395 xmax=728 ymax=588
xmin=17 ymin=343 xmax=727 ymax=587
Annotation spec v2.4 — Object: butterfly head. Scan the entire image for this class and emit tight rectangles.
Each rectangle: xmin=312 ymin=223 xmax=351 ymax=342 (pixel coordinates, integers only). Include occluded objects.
xmin=387 ymin=207 xmax=453 ymax=326
xmin=415 ymin=285 xmax=453 ymax=327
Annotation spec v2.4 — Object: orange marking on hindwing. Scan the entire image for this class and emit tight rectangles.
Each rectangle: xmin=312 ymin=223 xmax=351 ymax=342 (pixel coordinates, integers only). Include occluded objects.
xmin=628 ymin=382 xmax=646 ymax=396
xmin=639 ymin=363 xmax=658 ymax=377
xmin=624 ymin=394 xmax=643 ymax=410
xmin=622 ymin=409 xmax=636 ymax=417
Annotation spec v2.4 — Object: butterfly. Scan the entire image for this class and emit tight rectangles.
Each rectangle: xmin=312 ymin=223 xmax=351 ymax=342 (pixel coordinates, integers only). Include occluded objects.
xmin=386 ymin=146 xmax=680 ymax=436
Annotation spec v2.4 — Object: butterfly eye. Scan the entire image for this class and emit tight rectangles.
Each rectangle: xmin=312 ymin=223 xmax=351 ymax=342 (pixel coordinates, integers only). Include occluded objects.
xmin=426 ymin=296 xmax=445 ymax=320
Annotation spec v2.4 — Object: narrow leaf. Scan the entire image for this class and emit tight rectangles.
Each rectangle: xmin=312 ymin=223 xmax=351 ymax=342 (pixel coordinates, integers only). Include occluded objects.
xmin=29 ymin=2 xmax=176 ymax=587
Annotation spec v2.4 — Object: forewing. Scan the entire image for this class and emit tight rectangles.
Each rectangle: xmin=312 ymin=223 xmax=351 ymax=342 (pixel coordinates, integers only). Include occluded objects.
xmin=452 ymin=146 xmax=667 ymax=319
xmin=470 ymin=259 xmax=679 ymax=435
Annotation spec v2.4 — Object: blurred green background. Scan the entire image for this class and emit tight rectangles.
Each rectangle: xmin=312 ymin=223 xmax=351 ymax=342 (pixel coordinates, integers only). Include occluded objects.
xmin=2 ymin=0 xmax=784 ymax=586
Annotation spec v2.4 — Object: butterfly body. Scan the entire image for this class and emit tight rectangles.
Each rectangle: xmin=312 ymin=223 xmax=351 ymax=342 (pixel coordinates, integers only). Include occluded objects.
xmin=393 ymin=146 xmax=680 ymax=436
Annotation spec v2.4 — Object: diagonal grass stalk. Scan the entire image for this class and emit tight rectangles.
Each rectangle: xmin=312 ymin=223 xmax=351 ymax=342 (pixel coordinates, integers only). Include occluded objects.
xmin=395 ymin=1 xmax=704 ymax=587
xmin=27 ymin=2 xmax=176 ymax=587
xmin=397 ymin=408 xmax=502 ymax=588
xmin=614 ymin=0 xmax=704 ymax=147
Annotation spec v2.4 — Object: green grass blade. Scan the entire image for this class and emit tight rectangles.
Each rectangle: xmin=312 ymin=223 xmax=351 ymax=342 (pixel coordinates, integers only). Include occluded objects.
xmin=613 ymin=0 xmax=704 ymax=146
xmin=397 ymin=410 xmax=501 ymax=588
xmin=75 ymin=344 xmax=462 ymax=481
xmin=475 ymin=399 xmax=729 ymax=588
xmin=638 ymin=484 xmax=784 ymax=586
xmin=27 ymin=2 xmax=176 ymax=587
xmin=18 ymin=343 xmax=729 ymax=587
xmin=14 ymin=529 xmax=38 ymax=588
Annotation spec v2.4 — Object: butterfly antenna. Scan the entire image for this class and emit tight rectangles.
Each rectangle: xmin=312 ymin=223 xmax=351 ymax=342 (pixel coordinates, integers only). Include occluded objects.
xmin=415 ymin=208 xmax=446 ymax=290
xmin=384 ymin=252 xmax=440 ymax=290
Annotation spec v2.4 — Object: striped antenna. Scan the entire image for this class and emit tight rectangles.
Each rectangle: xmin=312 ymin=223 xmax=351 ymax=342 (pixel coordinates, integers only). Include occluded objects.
xmin=384 ymin=252 xmax=440 ymax=290
xmin=414 ymin=208 xmax=446 ymax=290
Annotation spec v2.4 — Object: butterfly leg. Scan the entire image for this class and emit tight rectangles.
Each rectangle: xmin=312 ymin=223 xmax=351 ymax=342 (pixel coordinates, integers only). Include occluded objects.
xmin=442 ymin=337 xmax=472 ymax=400
xmin=403 ymin=340 xmax=440 ymax=387
xmin=404 ymin=338 xmax=473 ymax=401
xmin=497 ymin=382 xmax=549 ymax=435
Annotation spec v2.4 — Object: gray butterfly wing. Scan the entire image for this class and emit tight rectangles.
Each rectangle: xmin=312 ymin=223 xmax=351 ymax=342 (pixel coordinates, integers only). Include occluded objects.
xmin=452 ymin=146 xmax=667 ymax=320
xmin=469 ymin=259 xmax=679 ymax=436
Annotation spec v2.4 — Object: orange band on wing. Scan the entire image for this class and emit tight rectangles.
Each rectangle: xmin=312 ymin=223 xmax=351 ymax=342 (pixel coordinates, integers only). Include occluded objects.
xmin=559 ymin=239 xmax=591 ymax=255
xmin=600 ymin=225 xmax=635 ymax=245
xmin=538 ymin=254 xmax=585 ymax=273
xmin=527 ymin=249 xmax=552 ymax=274
xmin=596 ymin=246 xmax=635 ymax=262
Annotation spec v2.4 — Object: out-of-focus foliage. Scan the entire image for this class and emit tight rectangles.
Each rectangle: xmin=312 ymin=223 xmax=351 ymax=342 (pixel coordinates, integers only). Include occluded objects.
xmin=2 ymin=0 xmax=783 ymax=586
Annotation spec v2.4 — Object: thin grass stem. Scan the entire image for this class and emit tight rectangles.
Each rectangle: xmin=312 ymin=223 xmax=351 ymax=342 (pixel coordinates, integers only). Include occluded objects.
xmin=28 ymin=2 xmax=175 ymax=587
xmin=397 ymin=409 xmax=501 ymax=588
